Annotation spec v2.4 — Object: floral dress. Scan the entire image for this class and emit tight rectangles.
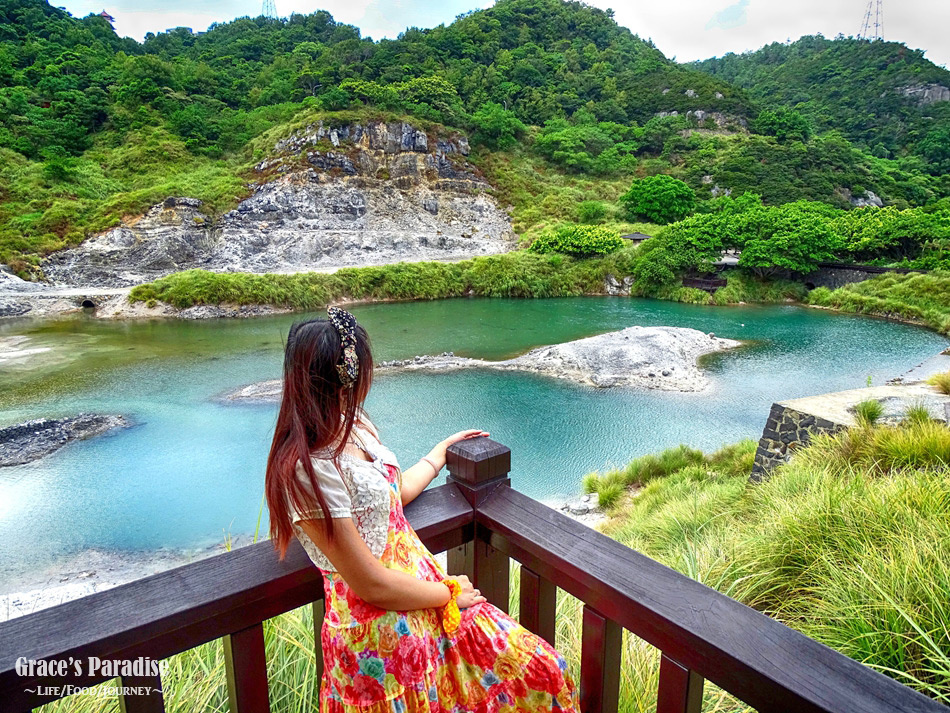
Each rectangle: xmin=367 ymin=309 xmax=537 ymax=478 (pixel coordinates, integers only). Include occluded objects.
xmin=288 ymin=424 xmax=579 ymax=713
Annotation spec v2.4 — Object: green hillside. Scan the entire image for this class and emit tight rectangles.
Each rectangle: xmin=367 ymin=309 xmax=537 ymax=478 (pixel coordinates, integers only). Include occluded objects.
xmin=1 ymin=0 xmax=949 ymax=277
xmin=693 ymin=35 xmax=950 ymax=171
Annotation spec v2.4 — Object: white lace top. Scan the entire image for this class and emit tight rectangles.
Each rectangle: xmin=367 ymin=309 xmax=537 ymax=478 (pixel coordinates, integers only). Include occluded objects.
xmin=288 ymin=423 xmax=400 ymax=573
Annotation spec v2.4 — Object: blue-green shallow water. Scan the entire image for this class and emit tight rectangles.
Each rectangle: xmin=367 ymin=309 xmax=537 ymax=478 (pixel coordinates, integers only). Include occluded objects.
xmin=0 ymin=297 xmax=945 ymax=581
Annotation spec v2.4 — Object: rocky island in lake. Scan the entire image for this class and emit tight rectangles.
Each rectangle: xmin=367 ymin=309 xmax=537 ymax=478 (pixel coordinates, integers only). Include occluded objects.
xmin=223 ymin=326 xmax=741 ymax=401
xmin=0 ymin=414 xmax=131 ymax=467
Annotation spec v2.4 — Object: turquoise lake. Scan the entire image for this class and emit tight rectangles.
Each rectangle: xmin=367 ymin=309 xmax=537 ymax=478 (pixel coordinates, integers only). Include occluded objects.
xmin=0 ymin=297 xmax=945 ymax=582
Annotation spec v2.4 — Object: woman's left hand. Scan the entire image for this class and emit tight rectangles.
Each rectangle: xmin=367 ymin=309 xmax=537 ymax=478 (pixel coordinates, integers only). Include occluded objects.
xmin=442 ymin=430 xmax=490 ymax=448
xmin=421 ymin=431 xmax=490 ymax=480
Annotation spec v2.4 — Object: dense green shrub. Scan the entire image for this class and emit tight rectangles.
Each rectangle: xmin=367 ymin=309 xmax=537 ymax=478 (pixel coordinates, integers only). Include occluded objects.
xmin=832 ymin=206 xmax=950 ymax=264
xmin=529 ymin=224 xmax=624 ymax=257
xmin=635 ymin=201 xmax=846 ymax=289
xmin=632 ymin=214 xmax=724 ymax=288
xmin=619 ymin=175 xmax=695 ymax=224
xmin=469 ymin=103 xmax=527 ymax=150
xmin=734 ymin=202 xmax=843 ymax=277
xmin=752 ymin=108 xmax=812 ymax=142
xmin=534 ymin=118 xmax=642 ymax=175
xmin=577 ymin=200 xmax=609 ymax=224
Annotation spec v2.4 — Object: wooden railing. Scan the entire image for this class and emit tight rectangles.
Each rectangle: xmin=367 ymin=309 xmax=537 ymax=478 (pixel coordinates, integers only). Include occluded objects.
xmin=1 ymin=438 xmax=947 ymax=713
xmin=681 ymin=276 xmax=729 ymax=293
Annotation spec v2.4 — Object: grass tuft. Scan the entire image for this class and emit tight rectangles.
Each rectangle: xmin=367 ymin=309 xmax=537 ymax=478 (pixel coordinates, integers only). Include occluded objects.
xmin=903 ymin=402 xmax=933 ymax=426
xmin=854 ymin=398 xmax=885 ymax=425
xmin=929 ymin=371 xmax=950 ymax=395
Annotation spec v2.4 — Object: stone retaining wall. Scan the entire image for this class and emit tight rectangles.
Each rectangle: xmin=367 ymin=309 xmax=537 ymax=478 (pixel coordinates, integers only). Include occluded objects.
xmin=807 ymin=264 xmax=923 ymax=290
xmin=750 ymin=403 xmax=844 ymax=482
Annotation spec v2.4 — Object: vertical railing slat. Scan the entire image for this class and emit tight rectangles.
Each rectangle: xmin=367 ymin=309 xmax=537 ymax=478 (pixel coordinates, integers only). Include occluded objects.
xmin=656 ymin=654 xmax=704 ymax=713
xmin=224 ymin=622 xmax=271 ymax=713
xmin=519 ymin=566 xmax=556 ymax=645
xmin=580 ymin=605 xmax=621 ymax=713
xmin=447 ymin=536 xmax=510 ymax=614
xmin=312 ymin=599 xmax=325 ymax=684
xmin=118 ymin=675 xmax=165 ymax=713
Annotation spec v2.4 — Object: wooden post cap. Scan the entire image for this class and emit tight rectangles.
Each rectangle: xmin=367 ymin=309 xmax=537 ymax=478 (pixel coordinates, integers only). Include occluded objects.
xmin=446 ymin=437 xmax=511 ymax=485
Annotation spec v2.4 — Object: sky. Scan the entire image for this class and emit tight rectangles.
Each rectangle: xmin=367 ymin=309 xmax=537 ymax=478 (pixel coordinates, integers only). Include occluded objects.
xmin=57 ymin=0 xmax=950 ymax=68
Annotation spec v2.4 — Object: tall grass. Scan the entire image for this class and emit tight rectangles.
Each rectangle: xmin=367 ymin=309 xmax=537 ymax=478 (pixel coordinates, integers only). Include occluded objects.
xmin=590 ymin=421 xmax=950 ymax=704
xmin=808 ymin=271 xmax=950 ymax=335
xmin=129 ymin=248 xmax=643 ymax=309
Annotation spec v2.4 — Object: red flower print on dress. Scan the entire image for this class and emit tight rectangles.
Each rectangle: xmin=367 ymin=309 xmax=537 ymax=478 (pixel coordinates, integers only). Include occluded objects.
xmin=343 ymin=674 xmax=385 ymax=705
xmin=337 ymin=645 xmax=359 ymax=677
xmin=345 ymin=587 xmax=386 ymax=623
xmin=509 ymin=675 xmax=529 ymax=699
xmin=524 ymin=654 xmax=561 ymax=695
xmin=456 ymin=630 xmax=494 ymax=670
xmin=389 ymin=634 xmax=427 ymax=687
xmin=436 ymin=669 xmax=462 ymax=703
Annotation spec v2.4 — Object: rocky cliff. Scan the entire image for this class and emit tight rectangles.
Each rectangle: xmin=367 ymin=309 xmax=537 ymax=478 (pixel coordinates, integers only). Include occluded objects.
xmin=899 ymin=83 xmax=950 ymax=106
xmin=42 ymin=121 xmax=515 ymax=287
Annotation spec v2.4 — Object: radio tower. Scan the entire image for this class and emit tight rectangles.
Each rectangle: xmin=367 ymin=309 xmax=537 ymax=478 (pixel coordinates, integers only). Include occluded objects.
xmin=262 ymin=0 xmax=277 ymax=18
xmin=858 ymin=0 xmax=883 ymax=40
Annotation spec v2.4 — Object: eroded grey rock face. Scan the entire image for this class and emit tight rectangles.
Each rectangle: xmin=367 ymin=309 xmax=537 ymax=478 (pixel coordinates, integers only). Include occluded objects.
xmin=0 ymin=414 xmax=130 ymax=467
xmin=604 ymin=274 xmax=634 ymax=296
xmin=849 ymin=190 xmax=884 ymax=208
xmin=899 ymin=83 xmax=950 ymax=106
xmin=654 ymin=110 xmax=747 ymax=129
xmin=42 ymin=122 xmax=514 ymax=287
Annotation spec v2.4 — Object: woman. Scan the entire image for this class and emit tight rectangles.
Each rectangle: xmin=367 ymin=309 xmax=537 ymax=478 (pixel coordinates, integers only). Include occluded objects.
xmin=265 ymin=307 xmax=578 ymax=712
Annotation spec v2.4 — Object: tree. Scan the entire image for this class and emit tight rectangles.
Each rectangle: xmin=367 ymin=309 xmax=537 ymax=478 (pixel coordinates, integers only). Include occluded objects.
xmin=752 ymin=108 xmax=812 ymax=142
xmin=470 ymin=102 xmax=526 ymax=149
xmin=619 ymin=175 xmax=695 ymax=224
xmin=920 ymin=128 xmax=950 ymax=176
xmin=736 ymin=204 xmax=842 ymax=276
xmin=631 ymin=214 xmax=726 ymax=289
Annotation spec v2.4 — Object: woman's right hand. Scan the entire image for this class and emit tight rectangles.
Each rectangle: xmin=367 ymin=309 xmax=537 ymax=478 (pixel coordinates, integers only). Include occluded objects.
xmin=453 ymin=574 xmax=487 ymax=609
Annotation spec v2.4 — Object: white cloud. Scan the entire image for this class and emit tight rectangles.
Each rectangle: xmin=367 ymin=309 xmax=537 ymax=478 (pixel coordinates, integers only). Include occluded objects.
xmin=587 ymin=0 xmax=950 ymax=67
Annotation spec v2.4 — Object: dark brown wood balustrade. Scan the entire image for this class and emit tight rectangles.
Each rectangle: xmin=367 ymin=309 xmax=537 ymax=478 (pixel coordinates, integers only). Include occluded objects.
xmin=1 ymin=437 xmax=947 ymax=713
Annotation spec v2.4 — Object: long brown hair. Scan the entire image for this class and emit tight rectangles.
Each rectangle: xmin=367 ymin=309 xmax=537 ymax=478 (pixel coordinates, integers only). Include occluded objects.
xmin=265 ymin=316 xmax=373 ymax=559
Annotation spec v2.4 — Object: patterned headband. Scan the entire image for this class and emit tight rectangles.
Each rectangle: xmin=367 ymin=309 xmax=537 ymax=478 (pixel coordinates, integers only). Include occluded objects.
xmin=327 ymin=306 xmax=359 ymax=388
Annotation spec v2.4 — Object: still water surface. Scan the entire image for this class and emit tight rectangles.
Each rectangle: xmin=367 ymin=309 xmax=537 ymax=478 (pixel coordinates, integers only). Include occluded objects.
xmin=0 ymin=297 xmax=944 ymax=580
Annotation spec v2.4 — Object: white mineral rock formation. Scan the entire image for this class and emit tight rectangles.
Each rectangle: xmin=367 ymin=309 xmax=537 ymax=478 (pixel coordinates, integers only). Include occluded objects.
xmin=41 ymin=121 xmax=515 ymax=288
xmin=223 ymin=326 xmax=742 ymax=400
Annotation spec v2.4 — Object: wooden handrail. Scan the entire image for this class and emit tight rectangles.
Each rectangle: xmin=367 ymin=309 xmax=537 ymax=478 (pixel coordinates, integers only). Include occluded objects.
xmin=1 ymin=438 xmax=947 ymax=713
xmin=0 ymin=482 xmax=472 ymax=711
xmin=474 ymin=483 xmax=947 ymax=713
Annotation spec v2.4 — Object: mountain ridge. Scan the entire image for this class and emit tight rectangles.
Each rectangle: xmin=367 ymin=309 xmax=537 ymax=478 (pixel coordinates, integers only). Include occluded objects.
xmin=1 ymin=0 xmax=948 ymax=277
